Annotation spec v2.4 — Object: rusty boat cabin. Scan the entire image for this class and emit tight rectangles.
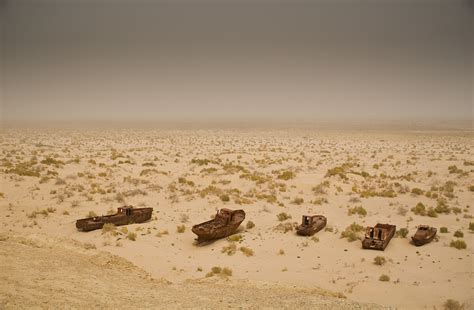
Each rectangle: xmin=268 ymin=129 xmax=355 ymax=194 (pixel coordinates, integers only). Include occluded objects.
xmin=76 ymin=205 xmax=153 ymax=232
xmin=296 ymin=215 xmax=327 ymax=236
xmin=362 ymin=223 xmax=396 ymax=251
xmin=192 ymin=208 xmax=245 ymax=243
xmin=411 ymin=225 xmax=437 ymax=246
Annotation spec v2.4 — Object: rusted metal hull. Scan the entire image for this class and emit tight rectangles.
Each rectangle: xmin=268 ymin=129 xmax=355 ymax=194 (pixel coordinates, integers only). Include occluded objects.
xmin=192 ymin=209 xmax=245 ymax=242
xmin=362 ymin=223 xmax=396 ymax=251
xmin=296 ymin=215 xmax=327 ymax=236
xmin=412 ymin=226 xmax=437 ymax=246
xmin=76 ymin=207 xmax=153 ymax=231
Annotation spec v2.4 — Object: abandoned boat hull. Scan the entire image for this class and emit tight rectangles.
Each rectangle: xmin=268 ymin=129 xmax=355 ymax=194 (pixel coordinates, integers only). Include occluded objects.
xmin=192 ymin=209 xmax=245 ymax=242
xmin=411 ymin=226 xmax=437 ymax=246
xmin=76 ymin=207 xmax=153 ymax=231
xmin=296 ymin=216 xmax=327 ymax=236
xmin=362 ymin=223 xmax=396 ymax=251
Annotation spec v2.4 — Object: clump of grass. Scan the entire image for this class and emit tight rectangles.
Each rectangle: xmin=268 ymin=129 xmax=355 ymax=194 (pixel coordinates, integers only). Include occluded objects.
xmin=292 ymin=197 xmax=304 ymax=205
xmin=440 ymin=227 xmax=449 ymax=233
xmin=411 ymin=188 xmax=424 ymax=195
xmin=450 ymin=239 xmax=467 ymax=249
xmin=373 ymin=256 xmax=386 ymax=265
xmin=277 ymin=170 xmax=296 ymax=181
xmin=469 ymin=222 xmax=474 ymax=232
xmin=274 ymin=222 xmax=295 ymax=233
xmin=127 ymin=232 xmax=137 ymax=241
xmin=102 ymin=223 xmax=116 ymax=234
xmin=246 ymin=221 xmax=255 ymax=229
xmin=240 ymin=246 xmax=254 ymax=257
xmin=227 ymin=234 xmax=243 ymax=242
xmin=176 ymin=225 xmax=186 ymax=233
xmin=443 ymin=299 xmax=464 ymax=310
xmin=411 ymin=202 xmax=426 ymax=216
xmin=86 ymin=211 xmax=98 ymax=218
xmin=395 ymin=228 xmax=409 ymax=238
xmin=340 ymin=222 xmax=364 ymax=242
xmin=180 ymin=213 xmax=189 ymax=223
xmin=427 ymin=207 xmax=438 ymax=218
xmin=222 ymin=267 xmax=233 ymax=276
xmin=347 ymin=206 xmax=367 ymax=217
xmin=278 ymin=249 xmax=285 ymax=255
xmin=379 ymin=274 xmax=390 ymax=282
xmin=453 ymin=230 xmax=464 ymax=238
xmin=220 ymin=194 xmax=230 ymax=202
xmin=206 ymin=266 xmax=233 ymax=277
xmin=221 ymin=243 xmax=237 ymax=255
xmin=277 ymin=212 xmax=292 ymax=221
xmin=156 ymin=230 xmax=169 ymax=237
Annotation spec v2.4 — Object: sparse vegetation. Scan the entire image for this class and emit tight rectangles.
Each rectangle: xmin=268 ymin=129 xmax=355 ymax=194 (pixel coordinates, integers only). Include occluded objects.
xmin=379 ymin=274 xmax=390 ymax=282
xmin=395 ymin=228 xmax=409 ymax=238
xmin=440 ymin=227 xmax=448 ymax=233
xmin=277 ymin=212 xmax=292 ymax=221
xmin=340 ymin=222 xmax=364 ymax=242
xmin=443 ymin=299 xmax=464 ymax=310
xmin=127 ymin=232 xmax=137 ymax=241
xmin=177 ymin=225 xmax=186 ymax=233
xmin=240 ymin=246 xmax=254 ymax=257
xmin=453 ymin=230 xmax=464 ymax=238
xmin=450 ymin=239 xmax=467 ymax=250
xmin=347 ymin=206 xmax=367 ymax=217
xmin=246 ymin=221 xmax=255 ymax=229
xmin=373 ymin=256 xmax=386 ymax=266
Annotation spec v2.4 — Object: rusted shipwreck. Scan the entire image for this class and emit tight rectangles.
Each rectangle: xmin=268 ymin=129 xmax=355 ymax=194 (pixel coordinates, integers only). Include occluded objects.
xmin=192 ymin=208 xmax=245 ymax=243
xmin=76 ymin=205 xmax=153 ymax=232
xmin=296 ymin=215 xmax=327 ymax=236
xmin=362 ymin=223 xmax=396 ymax=251
xmin=411 ymin=225 xmax=437 ymax=246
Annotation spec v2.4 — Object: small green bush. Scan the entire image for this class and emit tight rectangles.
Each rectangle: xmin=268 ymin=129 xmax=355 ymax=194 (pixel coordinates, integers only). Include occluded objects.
xmin=469 ymin=222 xmax=474 ymax=232
xmin=127 ymin=232 xmax=137 ymax=241
xmin=177 ymin=225 xmax=186 ymax=233
xmin=277 ymin=212 xmax=291 ymax=221
xmin=240 ymin=246 xmax=254 ymax=257
xmin=379 ymin=274 xmax=390 ymax=281
xmin=453 ymin=230 xmax=464 ymax=238
xmin=246 ymin=221 xmax=255 ymax=229
xmin=348 ymin=206 xmax=367 ymax=217
xmin=443 ymin=299 xmax=464 ymax=310
xmin=396 ymin=228 xmax=409 ymax=238
xmin=412 ymin=202 xmax=426 ymax=216
xmin=373 ymin=256 xmax=386 ymax=265
xmin=440 ymin=227 xmax=449 ymax=233
xmin=220 ymin=194 xmax=230 ymax=202
xmin=450 ymin=239 xmax=467 ymax=250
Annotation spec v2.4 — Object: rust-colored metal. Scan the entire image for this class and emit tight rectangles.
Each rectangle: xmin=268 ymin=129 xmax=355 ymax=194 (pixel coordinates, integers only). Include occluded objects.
xmin=296 ymin=215 xmax=327 ymax=236
xmin=411 ymin=225 xmax=437 ymax=246
xmin=192 ymin=208 xmax=245 ymax=242
xmin=75 ymin=206 xmax=153 ymax=231
xmin=362 ymin=223 xmax=396 ymax=251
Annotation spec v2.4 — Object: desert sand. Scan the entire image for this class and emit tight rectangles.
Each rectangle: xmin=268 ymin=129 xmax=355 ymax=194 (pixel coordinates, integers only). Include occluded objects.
xmin=0 ymin=126 xmax=472 ymax=309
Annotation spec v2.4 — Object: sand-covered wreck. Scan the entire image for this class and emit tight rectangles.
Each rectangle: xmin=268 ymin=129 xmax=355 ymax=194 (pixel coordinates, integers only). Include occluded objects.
xmin=362 ymin=223 xmax=396 ymax=251
xmin=296 ymin=215 xmax=327 ymax=236
xmin=76 ymin=206 xmax=153 ymax=231
xmin=192 ymin=208 xmax=245 ymax=243
xmin=411 ymin=225 xmax=437 ymax=246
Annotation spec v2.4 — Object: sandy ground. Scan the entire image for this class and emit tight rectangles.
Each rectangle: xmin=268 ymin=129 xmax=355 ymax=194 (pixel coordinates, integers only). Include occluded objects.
xmin=0 ymin=127 xmax=472 ymax=309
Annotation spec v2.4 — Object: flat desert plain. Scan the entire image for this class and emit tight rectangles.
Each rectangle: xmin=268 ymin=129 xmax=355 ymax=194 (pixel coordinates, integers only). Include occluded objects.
xmin=0 ymin=127 xmax=472 ymax=309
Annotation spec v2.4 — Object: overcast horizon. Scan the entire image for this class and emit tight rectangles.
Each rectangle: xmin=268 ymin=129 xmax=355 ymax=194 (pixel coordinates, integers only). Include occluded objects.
xmin=1 ymin=0 xmax=473 ymax=123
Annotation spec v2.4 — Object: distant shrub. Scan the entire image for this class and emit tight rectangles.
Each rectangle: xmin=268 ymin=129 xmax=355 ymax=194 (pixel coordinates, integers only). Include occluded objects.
xmin=411 ymin=188 xmax=424 ymax=195
xmin=440 ymin=227 xmax=449 ymax=233
xmin=348 ymin=206 xmax=367 ymax=217
xmin=443 ymin=299 xmax=464 ymax=310
xmin=102 ymin=223 xmax=116 ymax=234
xmin=221 ymin=243 xmax=237 ymax=255
xmin=177 ymin=225 xmax=186 ymax=233
xmin=277 ymin=212 xmax=292 ymax=221
xmin=427 ymin=207 xmax=438 ymax=218
xmin=412 ymin=202 xmax=426 ymax=216
xmin=87 ymin=211 xmax=98 ymax=218
xmin=222 ymin=267 xmax=233 ymax=276
xmin=227 ymin=234 xmax=243 ymax=242
xmin=469 ymin=222 xmax=474 ymax=232
xmin=397 ymin=206 xmax=408 ymax=216
xmin=453 ymin=230 xmax=464 ymax=238
xmin=396 ymin=228 xmax=409 ymax=238
xmin=379 ymin=274 xmax=390 ymax=282
xmin=373 ymin=256 xmax=386 ymax=266
xmin=450 ymin=239 xmax=467 ymax=250
xmin=340 ymin=222 xmax=364 ymax=242
xmin=246 ymin=221 xmax=255 ymax=229
xmin=278 ymin=249 xmax=285 ymax=255
xmin=127 ymin=232 xmax=137 ymax=241
xmin=292 ymin=197 xmax=304 ymax=205
xmin=220 ymin=194 xmax=230 ymax=202
xmin=240 ymin=246 xmax=254 ymax=257
xmin=277 ymin=170 xmax=296 ymax=181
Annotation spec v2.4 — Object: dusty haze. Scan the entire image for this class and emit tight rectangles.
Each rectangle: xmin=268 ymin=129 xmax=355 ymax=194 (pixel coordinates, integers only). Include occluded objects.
xmin=1 ymin=0 xmax=473 ymax=123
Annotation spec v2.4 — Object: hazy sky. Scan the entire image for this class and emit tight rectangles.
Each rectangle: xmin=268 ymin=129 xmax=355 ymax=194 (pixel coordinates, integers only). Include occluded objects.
xmin=1 ymin=0 xmax=473 ymax=122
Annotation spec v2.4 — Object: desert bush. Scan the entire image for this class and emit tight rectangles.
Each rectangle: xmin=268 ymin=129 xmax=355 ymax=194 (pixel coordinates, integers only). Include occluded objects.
xmin=348 ymin=206 xmax=367 ymax=217
xmin=227 ymin=234 xmax=242 ymax=242
xmin=469 ymin=222 xmax=474 ymax=232
xmin=440 ymin=227 xmax=449 ymax=233
xmin=453 ymin=230 xmax=464 ymax=238
xmin=222 ymin=267 xmax=233 ymax=276
xmin=180 ymin=214 xmax=189 ymax=223
xmin=127 ymin=232 xmax=137 ymax=241
xmin=373 ymin=256 xmax=386 ymax=265
xmin=396 ymin=228 xmax=409 ymax=238
xmin=292 ymin=197 xmax=304 ymax=205
xmin=411 ymin=188 xmax=424 ymax=195
xmin=176 ymin=225 xmax=186 ymax=233
xmin=450 ymin=239 xmax=467 ymax=249
xmin=240 ymin=246 xmax=254 ymax=257
xmin=221 ymin=243 xmax=237 ymax=255
xmin=86 ymin=211 xmax=98 ymax=218
xmin=340 ymin=222 xmax=364 ymax=242
xmin=274 ymin=222 xmax=295 ymax=233
xmin=277 ymin=212 xmax=291 ymax=221
xmin=443 ymin=299 xmax=464 ymax=310
xmin=412 ymin=202 xmax=426 ymax=216
xmin=435 ymin=200 xmax=451 ymax=214
xmin=220 ymin=194 xmax=230 ymax=202
xmin=379 ymin=274 xmax=390 ymax=281
xmin=102 ymin=223 xmax=116 ymax=234
xmin=277 ymin=170 xmax=296 ymax=180
xmin=246 ymin=221 xmax=255 ymax=229
xmin=397 ymin=206 xmax=408 ymax=216
xmin=427 ymin=207 xmax=438 ymax=218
